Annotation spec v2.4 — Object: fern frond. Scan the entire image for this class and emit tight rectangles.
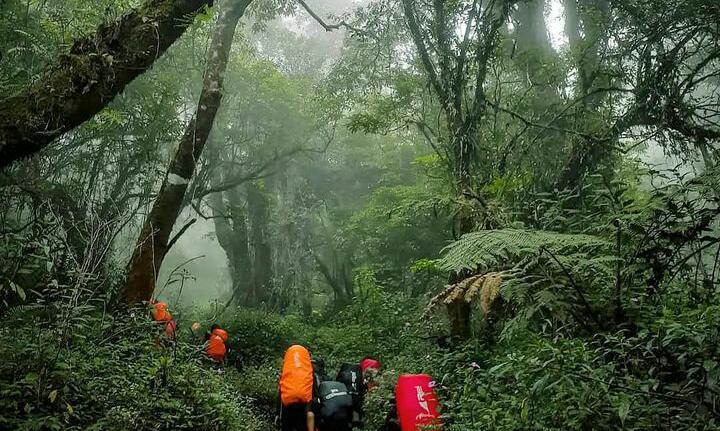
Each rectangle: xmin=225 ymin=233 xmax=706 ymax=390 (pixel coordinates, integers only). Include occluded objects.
xmin=439 ymin=229 xmax=612 ymax=273
xmin=2 ymin=303 xmax=42 ymax=322
xmin=424 ymin=272 xmax=505 ymax=317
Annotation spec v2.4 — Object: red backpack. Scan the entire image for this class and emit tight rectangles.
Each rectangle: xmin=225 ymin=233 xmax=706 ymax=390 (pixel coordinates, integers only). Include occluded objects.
xmin=395 ymin=374 xmax=443 ymax=431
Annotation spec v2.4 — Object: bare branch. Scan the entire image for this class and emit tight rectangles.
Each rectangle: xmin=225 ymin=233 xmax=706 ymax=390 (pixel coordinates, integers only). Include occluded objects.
xmin=295 ymin=0 xmax=374 ymax=38
xmin=193 ymin=146 xmax=307 ymax=200
xmin=166 ymin=218 xmax=197 ymax=252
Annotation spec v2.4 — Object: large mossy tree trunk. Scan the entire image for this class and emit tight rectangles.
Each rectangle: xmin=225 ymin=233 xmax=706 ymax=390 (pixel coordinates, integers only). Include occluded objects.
xmin=556 ymin=0 xmax=611 ymax=190
xmin=211 ymin=187 xmax=251 ymax=305
xmin=0 ymin=0 xmax=217 ymax=169
xmin=313 ymin=250 xmax=353 ymax=307
xmin=119 ymin=0 xmax=250 ymax=304
xmin=246 ymin=181 xmax=272 ymax=306
xmin=514 ymin=0 xmax=559 ymax=109
xmin=508 ymin=0 xmax=566 ymax=185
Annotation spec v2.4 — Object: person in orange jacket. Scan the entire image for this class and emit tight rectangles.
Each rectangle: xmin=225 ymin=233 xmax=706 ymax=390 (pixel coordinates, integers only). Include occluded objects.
xmin=206 ymin=324 xmax=228 ymax=363
xmin=151 ymin=300 xmax=176 ymax=340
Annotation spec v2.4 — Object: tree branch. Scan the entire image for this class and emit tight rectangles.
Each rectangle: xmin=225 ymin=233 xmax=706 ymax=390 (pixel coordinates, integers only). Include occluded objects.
xmin=295 ymin=0 xmax=373 ymax=38
xmin=454 ymin=0 xmax=480 ymax=112
xmin=486 ymin=100 xmax=601 ymax=142
xmin=467 ymin=0 xmax=507 ymax=124
xmin=0 ymin=0 xmax=216 ymax=168
xmin=401 ymin=0 xmax=447 ymax=103
xmin=192 ymin=146 xmax=307 ymax=200
xmin=166 ymin=218 xmax=197 ymax=252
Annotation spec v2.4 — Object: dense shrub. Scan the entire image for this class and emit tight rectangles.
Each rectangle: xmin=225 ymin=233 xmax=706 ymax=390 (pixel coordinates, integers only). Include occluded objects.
xmin=0 ymin=305 xmax=267 ymax=431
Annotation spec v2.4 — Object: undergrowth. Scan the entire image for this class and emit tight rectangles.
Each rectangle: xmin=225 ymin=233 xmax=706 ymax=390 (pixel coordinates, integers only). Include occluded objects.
xmin=0 ymin=303 xmax=268 ymax=431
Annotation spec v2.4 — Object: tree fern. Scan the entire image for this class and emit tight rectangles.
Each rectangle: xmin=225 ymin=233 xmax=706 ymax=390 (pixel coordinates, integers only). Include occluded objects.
xmin=430 ymin=229 xmax=617 ymax=335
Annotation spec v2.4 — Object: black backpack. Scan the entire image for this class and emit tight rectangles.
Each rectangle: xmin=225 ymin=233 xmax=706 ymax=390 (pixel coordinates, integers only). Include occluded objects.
xmin=315 ymin=381 xmax=353 ymax=430
xmin=337 ymin=363 xmax=365 ymax=426
xmin=336 ymin=363 xmax=364 ymax=403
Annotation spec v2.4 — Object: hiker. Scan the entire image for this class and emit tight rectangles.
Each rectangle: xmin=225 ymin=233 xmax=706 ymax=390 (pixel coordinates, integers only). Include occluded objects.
xmin=312 ymin=357 xmax=328 ymax=394
xmin=191 ymin=321 xmax=204 ymax=341
xmin=206 ymin=324 xmax=228 ymax=363
xmin=361 ymin=357 xmax=382 ymax=391
xmin=385 ymin=374 xmax=442 ymax=431
xmin=314 ymin=380 xmax=354 ymax=431
xmin=279 ymin=345 xmax=315 ymax=431
xmin=151 ymin=300 xmax=176 ymax=340
xmin=337 ymin=362 xmax=365 ymax=427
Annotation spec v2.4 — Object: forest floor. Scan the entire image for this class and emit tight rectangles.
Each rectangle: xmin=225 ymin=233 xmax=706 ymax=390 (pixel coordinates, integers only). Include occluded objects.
xmin=3 ymin=294 xmax=720 ymax=430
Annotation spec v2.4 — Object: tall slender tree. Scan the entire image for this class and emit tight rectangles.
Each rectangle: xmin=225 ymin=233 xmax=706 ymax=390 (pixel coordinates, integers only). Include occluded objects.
xmin=246 ymin=181 xmax=272 ymax=306
xmin=120 ymin=0 xmax=252 ymax=304
xmin=211 ymin=187 xmax=251 ymax=304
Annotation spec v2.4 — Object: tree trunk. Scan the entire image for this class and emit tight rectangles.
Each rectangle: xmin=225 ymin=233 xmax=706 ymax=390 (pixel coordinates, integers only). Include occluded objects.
xmin=246 ymin=181 xmax=272 ymax=306
xmin=556 ymin=0 xmax=611 ymax=190
xmin=446 ymin=299 xmax=471 ymax=339
xmin=119 ymin=0 xmax=250 ymax=304
xmin=313 ymin=251 xmax=351 ymax=306
xmin=0 ymin=0 xmax=217 ymax=169
xmin=514 ymin=0 xmax=558 ymax=107
xmin=211 ymin=187 xmax=250 ymax=304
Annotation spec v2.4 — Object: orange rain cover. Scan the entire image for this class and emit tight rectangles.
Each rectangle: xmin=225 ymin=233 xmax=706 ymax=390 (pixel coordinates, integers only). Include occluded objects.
xmin=207 ymin=328 xmax=228 ymax=362
xmin=152 ymin=302 xmax=172 ymax=322
xmin=279 ymin=345 xmax=313 ymax=406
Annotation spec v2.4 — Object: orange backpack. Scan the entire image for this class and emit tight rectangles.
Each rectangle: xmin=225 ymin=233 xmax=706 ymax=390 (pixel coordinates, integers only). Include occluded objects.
xmin=152 ymin=301 xmax=172 ymax=323
xmin=207 ymin=328 xmax=228 ymax=362
xmin=279 ymin=345 xmax=313 ymax=406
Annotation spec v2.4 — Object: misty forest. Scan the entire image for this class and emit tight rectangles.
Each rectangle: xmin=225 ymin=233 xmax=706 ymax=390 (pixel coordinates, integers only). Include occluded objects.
xmin=1 ymin=0 xmax=720 ymax=429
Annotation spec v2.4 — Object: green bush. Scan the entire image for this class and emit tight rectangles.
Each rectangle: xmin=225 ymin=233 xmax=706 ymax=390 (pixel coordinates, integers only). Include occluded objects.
xmin=219 ymin=297 xmax=720 ymax=430
xmin=0 ymin=306 xmax=267 ymax=431
xmin=213 ymin=308 xmax=309 ymax=366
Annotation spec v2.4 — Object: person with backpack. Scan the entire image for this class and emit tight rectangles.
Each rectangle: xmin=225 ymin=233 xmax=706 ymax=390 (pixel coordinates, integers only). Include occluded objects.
xmin=314 ymin=380 xmax=354 ymax=431
xmin=206 ymin=324 xmax=228 ymax=363
xmin=279 ymin=345 xmax=315 ymax=431
xmin=361 ymin=357 xmax=382 ymax=391
xmin=384 ymin=374 xmax=442 ymax=431
xmin=312 ymin=357 xmax=328 ymax=395
xmin=150 ymin=299 xmax=176 ymax=341
xmin=336 ymin=362 xmax=365 ymax=427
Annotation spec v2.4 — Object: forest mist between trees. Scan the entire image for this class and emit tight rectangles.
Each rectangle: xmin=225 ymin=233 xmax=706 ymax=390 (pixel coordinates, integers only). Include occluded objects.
xmin=1 ymin=0 xmax=720 ymax=429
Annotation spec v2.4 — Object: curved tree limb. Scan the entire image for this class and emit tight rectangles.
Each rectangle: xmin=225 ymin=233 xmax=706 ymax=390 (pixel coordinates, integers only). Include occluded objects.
xmin=295 ymin=0 xmax=372 ymax=37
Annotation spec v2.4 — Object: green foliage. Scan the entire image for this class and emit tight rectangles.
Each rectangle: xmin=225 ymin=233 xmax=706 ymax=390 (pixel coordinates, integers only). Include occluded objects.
xmin=216 ymin=308 xmax=305 ymax=367
xmin=2 ymin=0 xmax=720 ymax=430
xmin=212 ymin=293 xmax=720 ymax=431
xmin=0 ymin=220 xmax=66 ymax=310
xmin=0 ymin=305 xmax=267 ymax=431
xmin=439 ymin=228 xmax=613 ymax=274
